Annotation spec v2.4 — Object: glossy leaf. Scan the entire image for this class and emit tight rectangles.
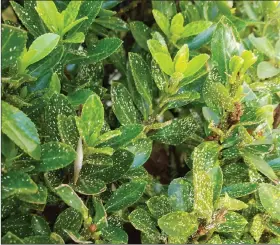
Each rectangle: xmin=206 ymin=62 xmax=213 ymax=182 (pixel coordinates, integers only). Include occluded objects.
xmin=221 ymin=182 xmax=258 ymax=198
xmin=216 ymin=211 xmax=248 ymax=233
xmin=31 ymin=215 xmax=51 ymax=236
xmin=1 ymin=232 xmax=24 ymax=244
xmin=105 ymin=180 xmax=147 ymax=212
xmin=2 ymin=101 xmax=41 ymax=159
xmin=130 ymin=21 xmax=151 ymax=50
xmin=181 ymin=21 xmax=212 ymax=38
xmin=146 ymin=196 xmax=173 ymax=218
xmin=18 ymin=184 xmax=47 ymax=205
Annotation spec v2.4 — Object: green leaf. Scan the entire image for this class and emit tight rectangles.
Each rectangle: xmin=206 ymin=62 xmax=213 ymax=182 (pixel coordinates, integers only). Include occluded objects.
xmin=152 ymin=1 xmax=177 ymax=19
xmin=1 ymin=24 xmax=27 ymax=69
xmin=55 ymin=184 xmax=88 ymax=220
xmin=97 ymin=124 xmax=143 ymax=149
xmin=75 ymin=94 xmax=104 ymax=145
xmin=168 ymin=178 xmax=194 ymax=212
xmin=62 ymin=17 xmax=88 ymax=36
xmin=129 ymin=208 xmax=159 ymax=234
xmin=73 ymin=177 xmax=106 ymax=196
xmin=249 ymin=33 xmax=275 ymax=59
xmin=146 ymin=196 xmax=173 ymax=219
xmin=221 ymin=182 xmax=258 ymax=198
xmin=126 ymin=138 xmax=153 ymax=168
xmin=129 ymin=52 xmax=153 ymax=111
xmin=183 ymin=54 xmax=209 ymax=77
xmin=67 ymin=89 xmax=94 ymax=108
xmin=258 ymin=183 xmax=280 ymax=221
xmin=57 ymin=115 xmax=79 ymax=149
xmin=64 ymin=230 xmax=91 ymax=244
xmin=11 ymin=1 xmax=46 ymax=37
xmin=94 ymin=129 xmax=122 ymax=146
xmin=2 ymin=101 xmax=41 ymax=159
xmin=152 ymin=10 xmax=170 ymax=36
xmin=50 ymin=233 xmax=64 ymax=244
xmin=1 ymin=171 xmax=38 ymax=200
xmin=211 ymin=17 xmax=239 ymax=84
xmin=20 ymin=33 xmax=60 ymax=72
xmin=111 ymin=82 xmax=139 ymax=125
xmin=170 ymin=13 xmax=184 ymax=43
xmin=207 ymin=234 xmax=222 ymax=244
xmin=150 ymin=117 xmax=197 ymax=145
xmin=130 ymin=21 xmax=151 ymax=51
xmin=257 ymin=61 xmax=280 ymax=79
xmin=210 ymin=166 xmax=223 ymax=205
xmin=44 ymin=93 xmax=75 ymax=141
xmin=217 ymin=193 xmax=248 ymax=210
xmin=93 ymin=197 xmax=108 ymax=230
xmin=81 ymin=149 xmax=133 ymax=183
xmin=18 ymin=184 xmax=47 ymax=205
xmin=181 ymin=21 xmax=212 ymax=38
xmin=158 ymin=211 xmax=198 ymax=238
xmin=193 ymin=170 xmax=213 ymax=221
xmin=36 ymin=142 xmax=76 ymax=172
xmin=2 ymin=214 xmax=32 ymax=238
xmin=54 ymin=208 xmax=83 ymax=241
xmin=64 ymin=32 xmax=85 ymax=43
xmin=31 ymin=215 xmax=51 ymax=236
xmin=216 ymin=211 xmax=248 ymax=233
xmin=250 ymin=214 xmax=265 ymax=243
xmin=35 ymin=1 xmax=61 ymax=33
xmin=105 ymin=180 xmax=147 ymax=212
xmin=66 ymin=38 xmax=122 ymax=65
xmin=102 ymin=225 xmax=128 ymax=244
xmin=1 ymin=232 xmax=24 ymax=244
xmin=203 ymin=72 xmax=235 ymax=112
xmin=151 ymin=59 xmax=168 ymax=91
xmin=96 ymin=16 xmax=129 ymax=31
xmin=242 ymin=152 xmax=278 ymax=182
xmin=69 ymin=0 xmax=103 ymax=34
xmin=62 ymin=1 xmax=82 ymax=28
xmin=174 ymin=44 xmax=189 ymax=73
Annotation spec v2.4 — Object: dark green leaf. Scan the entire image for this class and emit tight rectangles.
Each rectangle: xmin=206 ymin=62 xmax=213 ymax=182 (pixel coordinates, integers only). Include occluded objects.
xmin=130 ymin=21 xmax=151 ymax=51
xmin=18 ymin=184 xmax=47 ymax=204
xmin=146 ymin=196 xmax=173 ymax=218
xmin=31 ymin=215 xmax=51 ymax=236
xmin=221 ymin=182 xmax=258 ymax=198
xmin=102 ymin=225 xmax=128 ymax=244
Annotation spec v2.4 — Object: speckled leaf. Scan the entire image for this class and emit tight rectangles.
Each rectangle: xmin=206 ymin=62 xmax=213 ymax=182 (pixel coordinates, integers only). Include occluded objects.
xmin=146 ymin=196 xmax=173 ymax=218
xmin=129 ymin=208 xmax=159 ymax=234
xmin=11 ymin=1 xmax=46 ymax=37
xmin=209 ymin=166 xmax=223 ymax=205
xmin=150 ymin=117 xmax=197 ymax=145
xmin=151 ymin=59 xmax=168 ymax=91
xmin=243 ymin=152 xmax=278 ymax=182
xmin=221 ymin=182 xmax=258 ymax=198
xmin=129 ymin=52 xmax=153 ymax=110
xmin=105 ymin=180 xmax=147 ymax=212
xmin=126 ymin=138 xmax=153 ymax=168
xmin=1 ymin=196 xmax=20 ymax=219
xmin=152 ymin=1 xmax=177 ymax=19
xmin=2 ymin=101 xmax=41 ymax=160
xmin=266 ymin=219 xmax=280 ymax=236
xmin=18 ymin=184 xmax=47 ymax=204
xmin=54 ymin=207 xmax=83 ymax=241
xmin=2 ymin=214 xmax=32 ymax=238
xmin=1 ymin=232 xmax=24 ymax=244
xmin=44 ymin=93 xmax=75 ymax=141
xmin=97 ymin=124 xmax=143 ymax=149
xmin=23 ymin=235 xmax=56 ymax=244
xmin=203 ymin=73 xmax=234 ymax=112
xmin=1 ymin=24 xmax=27 ymax=69
xmin=130 ymin=21 xmax=151 ymax=50
xmin=31 ymin=215 xmax=51 ymax=236
xmin=57 ymin=115 xmax=79 ymax=149
xmin=181 ymin=21 xmax=212 ymax=38
xmin=66 ymin=38 xmax=122 ymax=65
xmin=123 ymin=167 xmax=149 ymax=181
xmin=193 ymin=170 xmax=213 ymax=221
xmin=68 ymin=0 xmax=103 ymax=34
xmin=75 ymin=94 xmax=104 ymax=145
xmin=111 ymin=82 xmax=139 ymax=125
xmin=96 ymin=16 xmax=129 ymax=31
xmin=36 ymin=142 xmax=76 ymax=172
xmin=102 ymin=225 xmax=128 ymax=244
xmin=50 ymin=233 xmax=64 ymax=244
xmin=55 ymin=184 xmax=88 ymax=219
xmin=93 ymin=197 xmax=108 ymax=231
xmin=168 ymin=178 xmax=193 ymax=212
xmin=73 ymin=177 xmax=106 ymax=196
xmin=64 ymin=230 xmax=91 ymax=244
xmin=207 ymin=234 xmax=222 ymax=244
xmin=216 ymin=211 xmax=248 ymax=233
xmin=94 ymin=129 xmax=122 ymax=146
xmin=158 ymin=211 xmax=198 ymax=238
xmin=250 ymin=214 xmax=265 ymax=243
xmin=217 ymin=193 xmax=248 ymax=211
xmin=1 ymin=171 xmax=38 ymax=200
xmin=258 ymin=183 xmax=280 ymax=221
xmin=211 ymin=16 xmax=239 ymax=84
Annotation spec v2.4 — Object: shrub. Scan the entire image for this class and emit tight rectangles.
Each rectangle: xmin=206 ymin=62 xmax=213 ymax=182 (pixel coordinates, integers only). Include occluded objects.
xmin=1 ymin=1 xmax=280 ymax=244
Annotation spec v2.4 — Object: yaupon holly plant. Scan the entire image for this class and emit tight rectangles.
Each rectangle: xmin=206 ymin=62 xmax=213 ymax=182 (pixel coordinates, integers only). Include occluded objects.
xmin=1 ymin=1 xmax=280 ymax=244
